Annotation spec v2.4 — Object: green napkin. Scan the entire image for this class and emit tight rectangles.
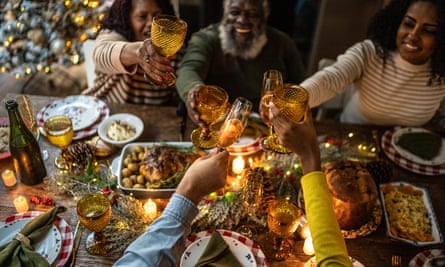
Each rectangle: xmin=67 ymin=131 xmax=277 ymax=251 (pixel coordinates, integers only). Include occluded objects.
xmin=195 ymin=231 xmax=243 ymax=267
xmin=0 ymin=206 xmax=66 ymax=267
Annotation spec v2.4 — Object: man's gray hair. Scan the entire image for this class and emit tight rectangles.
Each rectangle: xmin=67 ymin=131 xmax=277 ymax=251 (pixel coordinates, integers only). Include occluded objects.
xmin=222 ymin=0 xmax=270 ymax=19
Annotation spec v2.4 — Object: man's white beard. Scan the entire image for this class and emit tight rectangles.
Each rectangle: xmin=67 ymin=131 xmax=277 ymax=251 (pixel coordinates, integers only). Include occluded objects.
xmin=218 ymin=24 xmax=267 ymax=60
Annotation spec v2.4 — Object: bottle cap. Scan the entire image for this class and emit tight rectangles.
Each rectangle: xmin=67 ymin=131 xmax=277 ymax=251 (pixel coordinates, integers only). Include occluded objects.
xmin=5 ymin=99 xmax=18 ymax=110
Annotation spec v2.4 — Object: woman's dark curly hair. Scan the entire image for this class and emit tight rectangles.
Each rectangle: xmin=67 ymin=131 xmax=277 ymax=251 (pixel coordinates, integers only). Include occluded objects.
xmin=367 ymin=0 xmax=445 ymax=85
xmin=101 ymin=0 xmax=175 ymax=41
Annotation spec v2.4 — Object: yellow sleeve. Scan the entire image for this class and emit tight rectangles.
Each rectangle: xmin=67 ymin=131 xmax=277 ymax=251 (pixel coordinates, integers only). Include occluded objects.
xmin=301 ymin=171 xmax=352 ymax=267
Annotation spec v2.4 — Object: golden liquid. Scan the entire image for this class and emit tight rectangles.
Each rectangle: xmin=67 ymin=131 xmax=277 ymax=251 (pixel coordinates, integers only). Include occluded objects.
xmin=260 ymin=94 xmax=273 ymax=124
xmin=151 ymin=16 xmax=187 ymax=57
xmin=218 ymin=118 xmax=244 ymax=147
xmin=274 ymin=84 xmax=308 ymax=124
xmin=77 ymin=194 xmax=112 ymax=233
xmin=44 ymin=116 xmax=74 ymax=148
xmin=196 ymin=86 xmax=228 ymax=124
xmin=267 ymin=199 xmax=301 ymax=238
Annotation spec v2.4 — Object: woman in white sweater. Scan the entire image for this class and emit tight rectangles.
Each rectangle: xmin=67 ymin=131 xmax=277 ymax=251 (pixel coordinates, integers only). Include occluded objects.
xmin=303 ymin=0 xmax=445 ymax=127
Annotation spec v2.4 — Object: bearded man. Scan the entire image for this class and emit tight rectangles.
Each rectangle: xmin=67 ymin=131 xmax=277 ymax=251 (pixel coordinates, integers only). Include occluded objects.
xmin=176 ymin=0 xmax=305 ymax=125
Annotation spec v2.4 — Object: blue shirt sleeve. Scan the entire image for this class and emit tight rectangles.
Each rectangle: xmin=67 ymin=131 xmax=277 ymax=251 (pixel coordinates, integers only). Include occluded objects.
xmin=113 ymin=193 xmax=199 ymax=267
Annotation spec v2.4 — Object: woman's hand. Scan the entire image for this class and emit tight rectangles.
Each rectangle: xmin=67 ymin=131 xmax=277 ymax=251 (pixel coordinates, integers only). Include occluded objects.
xmin=136 ymin=39 xmax=175 ymax=85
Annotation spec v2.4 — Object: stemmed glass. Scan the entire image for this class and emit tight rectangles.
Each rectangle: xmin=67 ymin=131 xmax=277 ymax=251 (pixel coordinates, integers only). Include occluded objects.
xmin=191 ymin=85 xmax=229 ymax=149
xmin=267 ymin=198 xmax=302 ymax=261
xmin=150 ymin=14 xmax=187 ymax=86
xmin=77 ymin=193 xmax=112 ymax=255
xmin=237 ymin=167 xmax=264 ymax=238
xmin=43 ymin=115 xmax=74 ymax=169
xmin=259 ymin=69 xmax=291 ymax=153
xmin=218 ymin=97 xmax=253 ymax=148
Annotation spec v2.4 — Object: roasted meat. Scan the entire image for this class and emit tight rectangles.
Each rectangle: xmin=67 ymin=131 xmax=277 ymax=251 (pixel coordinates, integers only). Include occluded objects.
xmin=139 ymin=146 xmax=200 ymax=183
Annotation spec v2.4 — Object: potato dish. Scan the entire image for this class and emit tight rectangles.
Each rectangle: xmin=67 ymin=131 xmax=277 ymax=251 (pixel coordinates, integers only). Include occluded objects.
xmin=107 ymin=120 xmax=136 ymax=141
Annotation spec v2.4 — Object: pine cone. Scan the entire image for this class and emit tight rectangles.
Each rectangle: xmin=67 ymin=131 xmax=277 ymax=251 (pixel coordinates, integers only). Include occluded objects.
xmin=366 ymin=160 xmax=392 ymax=184
xmin=62 ymin=142 xmax=95 ymax=171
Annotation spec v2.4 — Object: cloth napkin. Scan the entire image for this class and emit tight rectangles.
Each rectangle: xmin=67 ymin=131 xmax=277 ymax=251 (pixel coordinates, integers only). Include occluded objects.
xmin=0 ymin=206 xmax=66 ymax=267
xmin=195 ymin=231 xmax=243 ymax=267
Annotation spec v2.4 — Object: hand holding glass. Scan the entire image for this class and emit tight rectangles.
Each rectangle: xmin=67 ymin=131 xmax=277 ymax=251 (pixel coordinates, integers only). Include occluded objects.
xmin=218 ymin=97 xmax=253 ymax=148
xmin=191 ymin=85 xmax=228 ymax=149
xmin=150 ymin=14 xmax=187 ymax=86
xmin=43 ymin=115 xmax=74 ymax=169
xmin=77 ymin=193 xmax=112 ymax=255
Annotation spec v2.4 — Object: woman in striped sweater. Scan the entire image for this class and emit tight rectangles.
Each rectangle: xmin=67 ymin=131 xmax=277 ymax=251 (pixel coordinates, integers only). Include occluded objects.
xmin=303 ymin=0 xmax=445 ymax=127
xmin=82 ymin=0 xmax=180 ymax=106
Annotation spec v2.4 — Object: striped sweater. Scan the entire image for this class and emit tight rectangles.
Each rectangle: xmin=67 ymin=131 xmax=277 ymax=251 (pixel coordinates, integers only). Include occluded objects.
xmin=302 ymin=40 xmax=445 ymax=126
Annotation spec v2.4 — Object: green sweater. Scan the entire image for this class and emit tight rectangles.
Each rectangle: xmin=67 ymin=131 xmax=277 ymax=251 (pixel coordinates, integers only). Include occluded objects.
xmin=176 ymin=24 xmax=306 ymax=111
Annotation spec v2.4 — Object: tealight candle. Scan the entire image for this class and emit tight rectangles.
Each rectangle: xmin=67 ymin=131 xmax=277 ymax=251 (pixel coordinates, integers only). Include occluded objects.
xmin=14 ymin=195 xmax=29 ymax=213
xmin=231 ymin=175 xmax=243 ymax=191
xmin=232 ymin=156 xmax=245 ymax=175
xmin=1 ymin=169 xmax=17 ymax=187
xmin=144 ymin=199 xmax=157 ymax=219
xmin=303 ymin=236 xmax=315 ymax=255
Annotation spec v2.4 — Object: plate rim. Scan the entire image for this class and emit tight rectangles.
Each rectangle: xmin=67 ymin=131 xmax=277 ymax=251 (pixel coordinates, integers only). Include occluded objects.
xmin=1 ymin=211 xmax=73 ymax=267
xmin=180 ymin=234 xmax=257 ymax=267
xmin=409 ymin=248 xmax=445 ymax=267
xmin=304 ymin=256 xmax=365 ymax=267
xmin=42 ymin=95 xmax=102 ymax=131
xmin=379 ymin=181 xmax=443 ymax=246
xmin=0 ymin=217 xmax=62 ymax=264
xmin=391 ymin=127 xmax=445 ymax=166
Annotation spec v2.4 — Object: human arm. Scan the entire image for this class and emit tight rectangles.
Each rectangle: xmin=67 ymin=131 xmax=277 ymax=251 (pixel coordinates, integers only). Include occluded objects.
xmin=113 ymin=150 xmax=229 ymax=267
xmin=270 ymin=106 xmax=352 ymax=267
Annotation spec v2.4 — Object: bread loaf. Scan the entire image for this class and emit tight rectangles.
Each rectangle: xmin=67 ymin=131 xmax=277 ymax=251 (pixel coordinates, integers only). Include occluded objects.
xmin=324 ymin=160 xmax=378 ymax=230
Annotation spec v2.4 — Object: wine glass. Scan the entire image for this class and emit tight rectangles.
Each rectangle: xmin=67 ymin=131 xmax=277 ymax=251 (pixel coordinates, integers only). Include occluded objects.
xmin=267 ymin=198 xmax=302 ymax=261
xmin=77 ymin=193 xmax=112 ymax=255
xmin=218 ymin=97 xmax=253 ymax=148
xmin=150 ymin=14 xmax=187 ymax=86
xmin=191 ymin=85 xmax=229 ymax=149
xmin=43 ymin=115 xmax=74 ymax=169
xmin=259 ymin=69 xmax=291 ymax=154
xmin=237 ymin=167 xmax=264 ymax=238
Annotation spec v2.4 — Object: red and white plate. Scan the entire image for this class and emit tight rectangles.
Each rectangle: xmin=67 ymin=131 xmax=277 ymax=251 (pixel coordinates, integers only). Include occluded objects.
xmin=381 ymin=128 xmax=445 ymax=176
xmin=184 ymin=229 xmax=267 ymax=267
xmin=37 ymin=96 xmax=109 ymax=140
xmin=409 ymin=249 xmax=445 ymax=267
xmin=1 ymin=211 xmax=73 ymax=267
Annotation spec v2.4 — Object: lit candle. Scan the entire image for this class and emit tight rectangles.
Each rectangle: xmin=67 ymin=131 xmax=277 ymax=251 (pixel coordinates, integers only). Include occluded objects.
xmin=303 ymin=236 xmax=315 ymax=255
xmin=2 ymin=169 xmax=17 ymax=187
xmin=231 ymin=175 xmax=243 ymax=191
xmin=13 ymin=196 xmax=29 ymax=213
xmin=232 ymin=156 xmax=245 ymax=175
xmin=144 ymin=199 xmax=157 ymax=219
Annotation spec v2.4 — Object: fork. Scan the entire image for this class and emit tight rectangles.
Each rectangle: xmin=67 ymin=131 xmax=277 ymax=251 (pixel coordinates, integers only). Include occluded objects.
xmin=391 ymin=255 xmax=402 ymax=267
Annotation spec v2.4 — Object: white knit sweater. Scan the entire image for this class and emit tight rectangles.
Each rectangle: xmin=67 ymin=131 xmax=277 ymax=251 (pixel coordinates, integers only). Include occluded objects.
xmin=302 ymin=40 xmax=445 ymax=126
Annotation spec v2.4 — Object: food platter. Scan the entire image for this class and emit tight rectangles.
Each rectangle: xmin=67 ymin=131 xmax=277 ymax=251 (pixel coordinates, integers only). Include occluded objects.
xmin=380 ymin=182 xmax=443 ymax=246
xmin=1 ymin=211 xmax=73 ymax=267
xmin=391 ymin=127 xmax=445 ymax=166
xmin=409 ymin=249 xmax=445 ymax=267
xmin=184 ymin=229 xmax=267 ymax=267
xmin=181 ymin=234 xmax=257 ymax=267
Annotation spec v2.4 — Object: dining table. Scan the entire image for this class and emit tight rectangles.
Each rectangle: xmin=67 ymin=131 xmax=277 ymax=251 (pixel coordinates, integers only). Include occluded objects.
xmin=0 ymin=93 xmax=444 ymax=267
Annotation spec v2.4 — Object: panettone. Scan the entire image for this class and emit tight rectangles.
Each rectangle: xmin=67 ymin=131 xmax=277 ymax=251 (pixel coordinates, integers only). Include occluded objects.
xmin=324 ymin=160 xmax=378 ymax=230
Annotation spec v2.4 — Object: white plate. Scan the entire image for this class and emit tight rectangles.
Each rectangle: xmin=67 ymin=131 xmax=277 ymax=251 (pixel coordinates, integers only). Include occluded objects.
xmin=98 ymin=113 xmax=144 ymax=147
xmin=42 ymin=95 xmax=102 ymax=131
xmin=180 ymin=235 xmax=256 ymax=267
xmin=380 ymin=182 xmax=443 ymax=246
xmin=0 ymin=218 xmax=62 ymax=265
xmin=304 ymin=256 xmax=365 ymax=267
xmin=409 ymin=249 xmax=445 ymax=267
xmin=391 ymin=127 xmax=445 ymax=166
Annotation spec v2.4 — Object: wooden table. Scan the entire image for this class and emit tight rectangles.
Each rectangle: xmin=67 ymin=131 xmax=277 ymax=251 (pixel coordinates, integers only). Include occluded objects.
xmin=0 ymin=94 xmax=444 ymax=267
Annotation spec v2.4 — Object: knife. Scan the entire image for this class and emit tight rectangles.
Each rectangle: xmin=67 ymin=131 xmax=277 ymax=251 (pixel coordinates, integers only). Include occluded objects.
xmin=65 ymin=220 xmax=83 ymax=267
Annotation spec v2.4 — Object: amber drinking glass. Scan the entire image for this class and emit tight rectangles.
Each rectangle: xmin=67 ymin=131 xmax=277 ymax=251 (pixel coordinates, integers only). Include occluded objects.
xmin=43 ymin=115 xmax=74 ymax=169
xmin=191 ymin=85 xmax=228 ymax=149
xmin=77 ymin=193 xmax=112 ymax=255
xmin=151 ymin=14 xmax=187 ymax=86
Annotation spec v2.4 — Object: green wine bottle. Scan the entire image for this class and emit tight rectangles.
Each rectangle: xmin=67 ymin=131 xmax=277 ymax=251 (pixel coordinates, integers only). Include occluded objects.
xmin=5 ymin=99 xmax=47 ymax=185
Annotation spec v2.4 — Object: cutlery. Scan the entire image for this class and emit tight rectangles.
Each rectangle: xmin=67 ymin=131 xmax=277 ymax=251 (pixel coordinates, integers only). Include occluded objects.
xmin=391 ymin=255 xmax=402 ymax=267
xmin=65 ymin=220 xmax=83 ymax=267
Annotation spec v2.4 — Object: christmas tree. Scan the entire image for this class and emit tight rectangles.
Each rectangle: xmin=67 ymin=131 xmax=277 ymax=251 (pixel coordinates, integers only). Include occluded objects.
xmin=0 ymin=0 xmax=111 ymax=79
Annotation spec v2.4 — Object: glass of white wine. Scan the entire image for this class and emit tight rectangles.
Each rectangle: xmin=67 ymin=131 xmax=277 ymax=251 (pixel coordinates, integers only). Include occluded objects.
xmin=150 ymin=14 xmax=187 ymax=86
xmin=43 ymin=115 xmax=74 ymax=169
xmin=218 ymin=97 xmax=253 ymax=148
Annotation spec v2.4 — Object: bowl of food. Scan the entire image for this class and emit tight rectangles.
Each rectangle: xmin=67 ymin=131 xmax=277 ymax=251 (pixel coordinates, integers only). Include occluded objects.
xmin=98 ymin=113 xmax=144 ymax=147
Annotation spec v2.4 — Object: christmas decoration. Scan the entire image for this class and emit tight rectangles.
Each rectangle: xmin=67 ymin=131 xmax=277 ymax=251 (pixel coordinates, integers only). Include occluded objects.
xmin=0 ymin=0 xmax=111 ymax=78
